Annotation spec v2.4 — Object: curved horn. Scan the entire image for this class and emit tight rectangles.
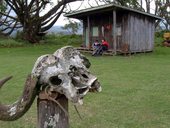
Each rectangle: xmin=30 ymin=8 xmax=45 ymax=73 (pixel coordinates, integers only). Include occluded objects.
xmin=0 ymin=74 xmax=38 ymax=121
xmin=0 ymin=76 xmax=13 ymax=88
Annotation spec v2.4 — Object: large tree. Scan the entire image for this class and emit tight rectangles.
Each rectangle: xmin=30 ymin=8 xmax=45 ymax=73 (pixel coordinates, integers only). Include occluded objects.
xmin=154 ymin=0 xmax=170 ymax=30
xmin=0 ymin=0 xmax=83 ymax=43
xmin=134 ymin=0 xmax=169 ymax=30
xmin=61 ymin=18 xmax=81 ymax=35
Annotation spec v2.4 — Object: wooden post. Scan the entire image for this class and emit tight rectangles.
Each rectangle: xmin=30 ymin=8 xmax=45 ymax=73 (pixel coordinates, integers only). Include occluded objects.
xmin=82 ymin=20 xmax=85 ymax=47
xmin=113 ymin=10 xmax=117 ymax=55
xmin=37 ymin=95 xmax=69 ymax=128
xmin=87 ymin=16 xmax=91 ymax=49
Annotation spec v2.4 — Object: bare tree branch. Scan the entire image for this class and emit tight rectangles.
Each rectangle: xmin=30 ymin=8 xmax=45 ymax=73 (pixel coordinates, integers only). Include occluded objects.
xmin=41 ymin=5 xmax=66 ymax=32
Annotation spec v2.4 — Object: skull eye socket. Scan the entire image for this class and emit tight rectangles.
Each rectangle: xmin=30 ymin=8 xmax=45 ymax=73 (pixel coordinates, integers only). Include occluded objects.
xmin=69 ymin=65 xmax=77 ymax=71
xmin=50 ymin=76 xmax=62 ymax=86
xmin=82 ymin=74 xmax=88 ymax=79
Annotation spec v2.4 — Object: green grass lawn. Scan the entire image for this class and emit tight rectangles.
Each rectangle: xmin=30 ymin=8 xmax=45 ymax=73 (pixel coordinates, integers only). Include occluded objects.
xmin=0 ymin=45 xmax=170 ymax=128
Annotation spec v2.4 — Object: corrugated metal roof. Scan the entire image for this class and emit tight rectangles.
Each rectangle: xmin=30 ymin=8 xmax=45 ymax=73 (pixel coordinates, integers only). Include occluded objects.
xmin=65 ymin=3 xmax=162 ymax=20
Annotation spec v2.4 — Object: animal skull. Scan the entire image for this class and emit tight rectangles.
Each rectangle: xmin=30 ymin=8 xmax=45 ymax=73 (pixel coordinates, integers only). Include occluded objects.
xmin=32 ymin=46 xmax=102 ymax=105
xmin=0 ymin=46 xmax=101 ymax=121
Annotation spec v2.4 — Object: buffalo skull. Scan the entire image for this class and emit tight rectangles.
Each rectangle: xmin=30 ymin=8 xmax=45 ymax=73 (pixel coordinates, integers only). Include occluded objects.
xmin=0 ymin=46 xmax=101 ymax=121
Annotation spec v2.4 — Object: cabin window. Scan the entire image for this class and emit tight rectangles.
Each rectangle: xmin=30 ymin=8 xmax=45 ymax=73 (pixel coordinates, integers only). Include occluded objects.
xmin=92 ymin=27 xmax=99 ymax=37
xmin=102 ymin=26 xmax=104 ymax=36
xmin=117 ymin=25 xmax=122 ymax=36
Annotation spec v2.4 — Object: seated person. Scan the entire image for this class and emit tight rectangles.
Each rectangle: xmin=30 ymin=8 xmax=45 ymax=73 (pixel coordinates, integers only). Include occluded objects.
xmin=101 ymin=39 xmax=109 ymax=51
xmin=92 ymin=40 xmax=100 ymax=50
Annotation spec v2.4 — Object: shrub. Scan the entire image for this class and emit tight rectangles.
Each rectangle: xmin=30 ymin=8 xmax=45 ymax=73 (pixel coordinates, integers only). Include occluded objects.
xmin=154 ymin=30 xmax=170 ymax=46
xmin=155 ymin=30 xmax=170 ymax=38
xmin=0 ymin=38 xmax=25 ymax=47
xmin=155 ymin=37 xmax=164 ymax=46
xmin=44 ymin=34 xmax=82 ymax=47
xmin=15 ymin=31 xmax=24 ymax=41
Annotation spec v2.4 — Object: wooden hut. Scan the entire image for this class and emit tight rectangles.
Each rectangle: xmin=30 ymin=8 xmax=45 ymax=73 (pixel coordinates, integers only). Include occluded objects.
xmin=65 ymin=4 xmax=161 ymax=54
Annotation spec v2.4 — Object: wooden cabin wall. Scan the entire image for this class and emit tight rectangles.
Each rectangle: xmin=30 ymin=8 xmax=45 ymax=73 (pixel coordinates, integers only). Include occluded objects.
xmin=116 ymin=12 xmax=124 ymax=50
xmin=122 ymin=12 xmax=155 ymax=53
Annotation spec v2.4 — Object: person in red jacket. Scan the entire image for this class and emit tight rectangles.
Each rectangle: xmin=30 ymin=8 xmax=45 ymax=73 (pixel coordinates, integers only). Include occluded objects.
xmin=101 ymin=39 xmax=109 ymax=51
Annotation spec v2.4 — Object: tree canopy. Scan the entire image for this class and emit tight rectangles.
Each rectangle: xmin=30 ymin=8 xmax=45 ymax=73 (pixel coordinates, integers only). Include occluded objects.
xmin=0 ymin=0 xmax=83 ymax=43
xmin=62 ymin=18 xmax=81 ymax=35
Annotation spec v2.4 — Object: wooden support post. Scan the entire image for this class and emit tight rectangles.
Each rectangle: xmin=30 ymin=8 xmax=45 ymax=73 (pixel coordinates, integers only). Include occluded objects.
xmin=37 ymin=95 xmax=69 ymax=128
xmin=87 ymin=16 xmax=90 ymax=49
xmin=113 ymin=10 xmax=117 ymax=55
xmin=82 ymin=20 xmax=85 ymax=47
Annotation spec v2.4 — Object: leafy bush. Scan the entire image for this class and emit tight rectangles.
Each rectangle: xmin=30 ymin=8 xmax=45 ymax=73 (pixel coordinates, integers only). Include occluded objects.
xmin=0 ymin=38 xmax=25 ymax=47
xmin=15 ymin=31 xmax=35 ymax=44
xmin=15 ymin=31 xmax=24 ymax=41
xmin=44 ymin=34 xmax=82 ymax=47
xmin=155 ymin=37 xmax=164 ymax=46
xmin=154 ymin=30 xmax=170 ymax=46
xmin=0 ymin=34 xmax=82 ymax=48
xmin=155 ymin=30 xmax=170 ymax=38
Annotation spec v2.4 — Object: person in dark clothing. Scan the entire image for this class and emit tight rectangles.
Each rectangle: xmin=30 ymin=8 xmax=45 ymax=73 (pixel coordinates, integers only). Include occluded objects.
xmin=92 ymin=40 xmax=100 ymax=50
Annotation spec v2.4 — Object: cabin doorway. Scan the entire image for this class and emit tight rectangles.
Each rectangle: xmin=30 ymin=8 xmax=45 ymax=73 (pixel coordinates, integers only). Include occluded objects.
xmin=103 ymin=24 xmax=113 ymax=49
xmin=116 ymin=25 xmax=122 ymax=50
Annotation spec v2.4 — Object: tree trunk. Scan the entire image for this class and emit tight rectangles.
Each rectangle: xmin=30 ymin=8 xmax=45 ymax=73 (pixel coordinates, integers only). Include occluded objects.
xmin=37 ymin=95 xmax=69 ymax=128
xmin=22 ymin=19 xmax=43 ymax=43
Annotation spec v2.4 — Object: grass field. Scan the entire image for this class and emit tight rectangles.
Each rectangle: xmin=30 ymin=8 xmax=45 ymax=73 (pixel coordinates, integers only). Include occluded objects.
xmin=0 ymin=45 xmax=170 ymax=128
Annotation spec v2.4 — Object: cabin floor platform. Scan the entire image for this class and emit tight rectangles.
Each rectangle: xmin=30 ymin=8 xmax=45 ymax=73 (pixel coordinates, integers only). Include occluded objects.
xmin=76 ymin=47 xmax=152 ymax=56
xmin=76 ymin=47 xmax=114 ymax=56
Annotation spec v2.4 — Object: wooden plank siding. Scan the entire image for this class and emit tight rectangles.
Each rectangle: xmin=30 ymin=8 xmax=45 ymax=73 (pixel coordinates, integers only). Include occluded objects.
xmin=125 ymin=12 xmax=155 ymax=53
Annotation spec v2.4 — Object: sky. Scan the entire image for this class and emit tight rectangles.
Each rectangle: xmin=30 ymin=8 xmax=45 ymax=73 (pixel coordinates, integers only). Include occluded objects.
xmin=55 ymin=15 xmax=67 ymax=26
xmin=46 ymin=1 xmax=87 ymax=26
xmin=46 ymin=0 xmax=108 ymax=26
